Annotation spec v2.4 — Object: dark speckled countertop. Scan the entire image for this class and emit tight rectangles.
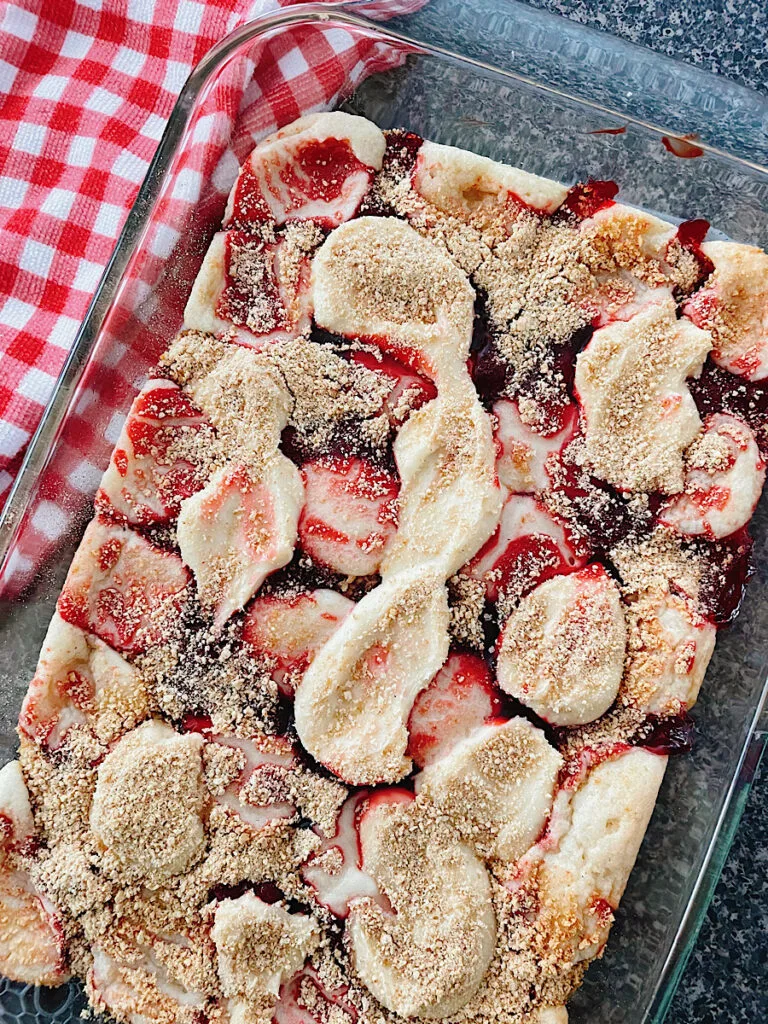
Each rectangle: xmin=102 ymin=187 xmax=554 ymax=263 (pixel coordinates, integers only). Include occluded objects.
xmin=524 ymin=0 xmax=767 ymax=93
xmin=521 ymin=4 xmax=768 ymax=1019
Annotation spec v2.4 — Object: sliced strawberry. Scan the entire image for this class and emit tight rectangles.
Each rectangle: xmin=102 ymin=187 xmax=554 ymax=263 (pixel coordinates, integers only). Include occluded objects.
xmin=242 ymin=589 xmax=354 ymax=696
xmin=88 ymin=942 xmax=206 ymax=1024
xmin=231 ymin=139 xmax=372 ymax=229
xmin=660 ymin=413 xmax=766 ymax=540
xmin=493 ymin=398 xmax=578 ymax=494
xmin=0 ymin=870 xmax=69 ymax=986
xmin=220 ymin=230 xmax=315 ymax=345
xmin=558 ymin=179 xmax=619 ymax=221
xmin=177 ymin=457 xmax=303 ymax=628
xmin=19 ymin=613 xmax=147 ymax=751
xmin=301 ymin=790 xmax=381 ymax=919
xmin=226 ymin=112 xmax=384 ymax=230
xmin=213 ymin=734 xmax=297 ymax=830
xmin=19 ymin=669 xmax=89 ymax=752
xmin=303 ymin=789 xmax=414 ymax=919
xmin=298 ymin=456 xmax=399 ymax=577
xmin=349 ymin=349 xmax=437 ymax=426
xmin=683 ymin=240 xmax=768 ymax=381
xmin=58 ymin=518 xmax=190 ymax=655
xmin=0 ymin=762 xmax=34 ymax=856
xmin=464 ymin=493 xmax=586 ymax=602
xmin=96 ymin=379 xmax=212 ymax=528
xmin=273 ymin=964 xmax=358 ymax=1024
xmin=406 ymin=652 xmax=504 ymax=768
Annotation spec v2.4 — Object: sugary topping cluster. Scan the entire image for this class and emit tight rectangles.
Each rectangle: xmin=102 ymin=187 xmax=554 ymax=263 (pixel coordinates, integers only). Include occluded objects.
xmin=3 ymin=111 xmax=768 ymax=1024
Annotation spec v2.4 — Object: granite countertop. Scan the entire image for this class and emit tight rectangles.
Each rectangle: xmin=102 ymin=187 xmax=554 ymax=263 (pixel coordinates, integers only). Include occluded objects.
xmin=523 ymin=4 xmax=768 ymax=1019
xmin=525 ymin=0 xmax=767 ymax=93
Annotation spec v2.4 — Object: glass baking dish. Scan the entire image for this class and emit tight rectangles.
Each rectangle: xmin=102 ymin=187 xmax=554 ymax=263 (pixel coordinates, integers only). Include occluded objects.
xmin=1 ymin=1 xmax=767 ymax=1022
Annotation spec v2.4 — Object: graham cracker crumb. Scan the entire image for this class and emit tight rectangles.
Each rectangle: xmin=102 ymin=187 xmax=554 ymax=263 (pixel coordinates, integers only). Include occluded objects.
xmin=447 ymin=573 xmax=487 ymax=651
xmin=203 ymin=742 xmax=247 ymax=796
xmin=268 ymin=337 xmax=391 ymax=456
xmin=135 ymin=604 xmax=279 ymax=737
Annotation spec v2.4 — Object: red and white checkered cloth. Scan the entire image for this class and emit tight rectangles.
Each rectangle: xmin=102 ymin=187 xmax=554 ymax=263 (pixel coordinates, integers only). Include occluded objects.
xmin=0 ymin=0 xmax=420 ymax=514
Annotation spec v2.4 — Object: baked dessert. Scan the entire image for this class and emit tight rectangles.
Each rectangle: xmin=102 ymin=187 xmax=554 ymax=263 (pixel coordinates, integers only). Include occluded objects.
xmin=2 ymin=111 xmax=768 ymax=1024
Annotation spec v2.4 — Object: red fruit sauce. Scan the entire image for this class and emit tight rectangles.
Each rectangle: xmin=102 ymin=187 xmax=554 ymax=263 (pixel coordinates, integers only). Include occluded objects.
xmin=662 ymin=135 xmax=704 ymax=159
xmin=697 ymin=528 xmax=754 ymax=627
xmin=690 ymin=359 xmax=768 ymax=457
xmin=229 ymin=162 xmax=272 ymax=226
xmin=180 ymin=713 xmax=214 ymax=737
xmin=288 ymin=138 xmax=371 ymax=203
xmin=208 ymin=880 xmax=285 ymax=904
xmin=633 ymin=712 xmax=695 ymax=756
xmin=676 ymin=219 xmax=715 ymax=287
xmin=230 ymin=136 xmax=373 ymax=227
xmin=360 ymin=130 xmax=423 ymax=218
xmin=556 ymin=179 xmax=619 ymax=221
xmin=217 ymin=232 xmax=283 ymax=334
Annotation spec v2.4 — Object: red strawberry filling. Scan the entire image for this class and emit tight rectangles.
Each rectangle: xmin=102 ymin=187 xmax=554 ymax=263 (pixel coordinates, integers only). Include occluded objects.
xmin=217 ymin=230 xmax=315 ymax=345
xmin=674 ymin=219 xmax=715 ymax=288
xmin=96 ymin=380 xmax=211 ymax=528
xmin=465 ymin=493 xmax=586 ymax=602
xmin=273 ymin=964 xmax=358 ymax=1023
xmin=348 ymin=349 xmax=437 ymax=426
xmin=557 ymin=179 xmax=618 ymax=221
xmin=360 ymin=130 xmax=424 ymax=218
xmin=298 ymin=456 xmax=399 ymax=577
xmin=407 ymin=652 xmax=505 ymax=768
xmin=696 ymin=527 xmax=754 ymax=626
xmin=218 ymin=232 xmax=285 ymax=332
xmin=242 ymin=589 xmax=353 ymax=696
xmin=289 ymin=138 xmax=371 ymax=205
xmin=301 ymin=790 xmax=381 ymax=919
xmin=58 ymin=519 xmax=189 ymax=655
xmin=229 ymin=137 xmax=375 ymax=231
xmin=631 ymin=711 xmax=696 ymax=756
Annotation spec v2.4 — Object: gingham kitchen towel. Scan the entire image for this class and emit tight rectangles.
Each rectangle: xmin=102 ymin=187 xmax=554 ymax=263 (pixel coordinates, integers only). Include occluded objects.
xmin=0 ymin=0 xmax=421 ymax=512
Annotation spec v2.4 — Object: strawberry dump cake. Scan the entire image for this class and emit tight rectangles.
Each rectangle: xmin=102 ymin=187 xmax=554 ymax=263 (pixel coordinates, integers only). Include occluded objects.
xmin=3 ymin=111 xmax=768 ymax=1024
